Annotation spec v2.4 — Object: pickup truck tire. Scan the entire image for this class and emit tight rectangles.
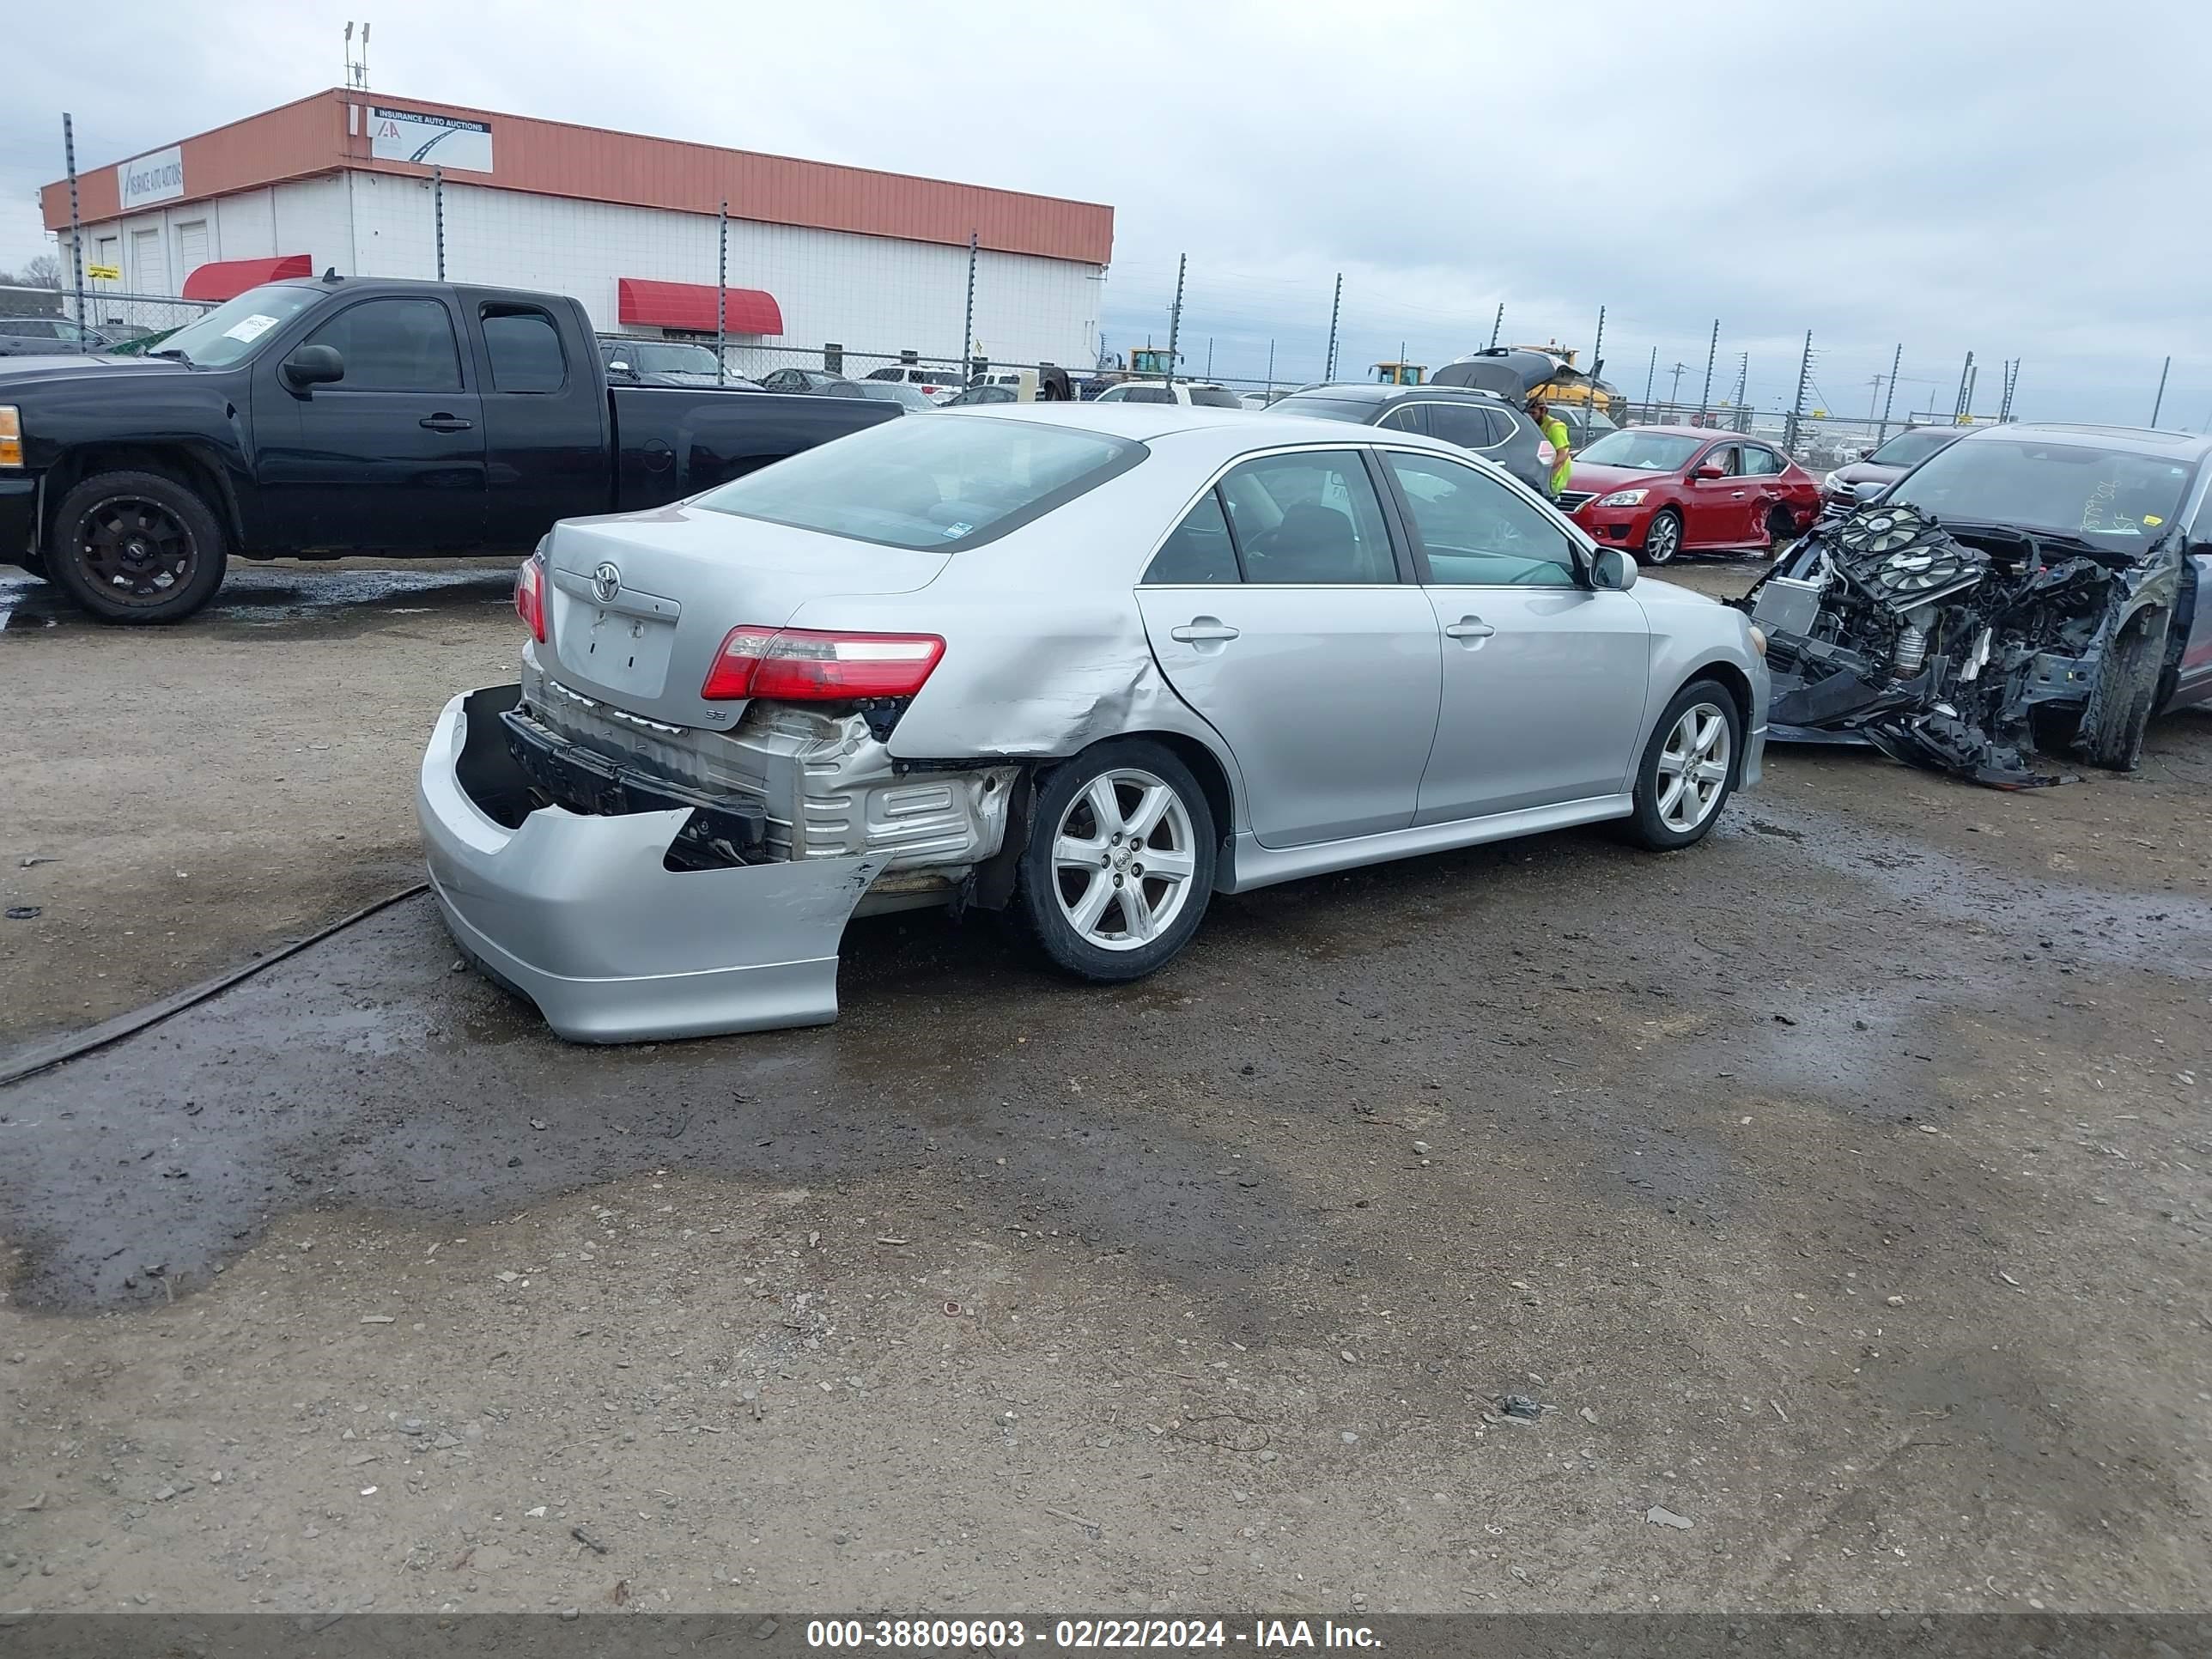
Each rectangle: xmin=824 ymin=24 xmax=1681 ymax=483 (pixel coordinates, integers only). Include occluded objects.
xmin=48 ymin=470 xmax=228 ymax=625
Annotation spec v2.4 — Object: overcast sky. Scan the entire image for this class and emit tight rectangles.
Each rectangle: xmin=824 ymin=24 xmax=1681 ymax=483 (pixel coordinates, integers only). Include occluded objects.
xmin=3 ymin=0 xmax=2205 ymax=426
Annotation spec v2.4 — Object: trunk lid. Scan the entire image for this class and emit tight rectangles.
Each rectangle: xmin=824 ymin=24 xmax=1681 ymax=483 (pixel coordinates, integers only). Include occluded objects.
xmin=540 ymin=501 xmax=950 ymax=731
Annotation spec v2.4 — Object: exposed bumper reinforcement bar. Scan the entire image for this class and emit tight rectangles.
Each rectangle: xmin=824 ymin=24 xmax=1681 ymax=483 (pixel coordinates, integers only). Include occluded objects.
xmin=416 ymin=685 xmax=888 ymax=1044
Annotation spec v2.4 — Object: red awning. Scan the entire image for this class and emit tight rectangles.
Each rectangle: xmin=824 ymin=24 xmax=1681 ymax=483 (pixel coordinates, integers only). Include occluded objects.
xmin=180 ymin=254 xmax=315 ymax=303
xmin=617 ymin=277 xmax=782 ymax=337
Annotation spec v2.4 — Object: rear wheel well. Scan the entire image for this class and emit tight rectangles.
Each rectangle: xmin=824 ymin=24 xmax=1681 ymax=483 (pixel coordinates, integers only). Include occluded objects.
xmin=1119 ymin=730 xmax=1236 ymax=852
xmin=40 ymin=446 xmax=238 ymax=552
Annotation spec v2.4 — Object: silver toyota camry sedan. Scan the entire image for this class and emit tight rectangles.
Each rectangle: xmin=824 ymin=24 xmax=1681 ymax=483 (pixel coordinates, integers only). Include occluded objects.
xmin=418 ymin=404 xmax=1770 ymax=1042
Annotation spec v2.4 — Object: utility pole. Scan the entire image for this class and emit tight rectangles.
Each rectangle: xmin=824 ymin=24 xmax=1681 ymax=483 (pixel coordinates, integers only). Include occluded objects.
xmin=1164 ymin=252 xmax=1186 ymax=383
xmin=1320 ymin=275 xmax=1342 ymax=380
xmin=1487 ymin=303 xmax=1503 ymax=350
xmin=1587 ymin=306 xmax=1606 ymax=407
xmin=432 ymin=167 xmax=446 ymax=280
xmin=1697 ymin=319 xmax=1718 ymax=419
xmin=1265 ymin=338 xmax=1275 ymax=401
xmin=1877 ymin=343 xmax=1901 ymax=441
xmin=2151 ymin=355 xmax=2172 ymax=427
xmin=961 ymin=229 xmax=978 ymax=383
xmin=1952 ymin=351 xmax=1974 ymax=423
xmin=716 ymin=201 xmax=728 ymax=386
xmin=63 ymin=114 xmax=84 ymax=331
xmin=1668 ymin=361 xmax=1689 ymax=404
xmin=1784 ymin=331 xmax=1814 ymax=454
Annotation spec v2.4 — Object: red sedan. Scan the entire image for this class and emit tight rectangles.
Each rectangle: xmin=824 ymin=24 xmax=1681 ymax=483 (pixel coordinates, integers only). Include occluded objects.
xmin=1559 ymin=425 xmax=1822 ymax=565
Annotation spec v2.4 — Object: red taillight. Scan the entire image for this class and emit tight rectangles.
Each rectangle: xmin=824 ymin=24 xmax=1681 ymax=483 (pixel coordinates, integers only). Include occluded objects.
xmin=701 ymin=626 xmax=945 ymax=702
xmin=515 ymin=559 xmax=547 ymax=643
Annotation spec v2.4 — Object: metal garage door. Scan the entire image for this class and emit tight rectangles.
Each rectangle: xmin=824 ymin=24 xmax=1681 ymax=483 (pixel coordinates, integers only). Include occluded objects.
xmin=176 ymin=221 xmax=210 ymax=291
xmin=130 ymin=228 xmax=163 ymax=295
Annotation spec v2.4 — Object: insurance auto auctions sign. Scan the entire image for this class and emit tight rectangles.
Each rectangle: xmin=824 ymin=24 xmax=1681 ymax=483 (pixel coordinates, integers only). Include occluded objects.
xmin=118 ymin=145 xmax=185 ymax=210
xmin=369 ymin=107 xmax=494 ymax=173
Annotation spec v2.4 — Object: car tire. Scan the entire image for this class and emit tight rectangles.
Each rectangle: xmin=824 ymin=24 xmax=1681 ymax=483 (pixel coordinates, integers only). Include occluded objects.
xmin=1763 ymin=505 xmax=1797 ymax=556
xmin=1639 ymin=508 xmax=1683 ymax=566
xmin=48 ymin=469 xmax=228 ymax=624
xmin=1621 ymin=678 xmax=1741 ymax=850
xmin=2076 ymin=607 xmax=2167 ymax=772
xmin=1011 ymin=738 xmax=1218 ymax=983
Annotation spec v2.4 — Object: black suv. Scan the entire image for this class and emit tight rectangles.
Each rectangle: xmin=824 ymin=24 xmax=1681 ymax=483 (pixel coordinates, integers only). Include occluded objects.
xmin=1263 ymin=383 xmax=1549 ymax=495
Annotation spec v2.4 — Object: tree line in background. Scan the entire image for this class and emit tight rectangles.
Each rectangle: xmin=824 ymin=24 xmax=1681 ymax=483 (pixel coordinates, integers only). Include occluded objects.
xmin=0 ymin=255 xmax=64 ymax=316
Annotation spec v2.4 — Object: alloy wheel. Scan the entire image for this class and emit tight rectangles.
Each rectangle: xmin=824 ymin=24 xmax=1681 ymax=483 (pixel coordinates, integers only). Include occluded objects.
xmin=1645 ymin=514 xmax=1680 ymax=563
xmin=1051 ymin=769 xmax=1198 ymax=952
xmin=79 ymin=497 xmax=195 ymax=606
xmin=1656 ymin=702 xmax=1731 ymax=832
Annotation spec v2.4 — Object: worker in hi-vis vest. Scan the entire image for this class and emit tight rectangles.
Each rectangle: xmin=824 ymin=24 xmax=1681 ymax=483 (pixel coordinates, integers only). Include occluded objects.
xmin=1527 ymin=392 xmax=1571 ymax=499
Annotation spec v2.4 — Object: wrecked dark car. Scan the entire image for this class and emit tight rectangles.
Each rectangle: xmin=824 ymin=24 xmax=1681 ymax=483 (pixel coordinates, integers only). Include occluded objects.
xmin=1736 ymin=423 xmax=2212 ymax=787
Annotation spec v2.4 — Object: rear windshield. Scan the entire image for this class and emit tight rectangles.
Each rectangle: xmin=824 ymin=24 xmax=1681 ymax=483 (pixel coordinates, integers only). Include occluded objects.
xmin=1267 ymin=395 xmax=1377 ymax=422
xmin=1188 ymin=386 xmax=1243 ymax=409
xmin=693 ymin=416 xmax=1146 ymax=550
xmin=627 ymin=342 xmax=721 ymax=376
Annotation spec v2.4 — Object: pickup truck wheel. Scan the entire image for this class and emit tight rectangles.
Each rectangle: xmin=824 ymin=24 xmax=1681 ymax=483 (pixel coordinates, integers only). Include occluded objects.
xmin=49 ymin=470 xmax=228 ymax=624
xmin=1011 ymin=738 xmax=1217 ymax=983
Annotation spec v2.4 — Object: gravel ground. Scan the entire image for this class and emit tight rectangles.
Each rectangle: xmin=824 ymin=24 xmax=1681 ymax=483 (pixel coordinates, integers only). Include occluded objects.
xmin=1 ymin=556 xmax=2208 ymax=1616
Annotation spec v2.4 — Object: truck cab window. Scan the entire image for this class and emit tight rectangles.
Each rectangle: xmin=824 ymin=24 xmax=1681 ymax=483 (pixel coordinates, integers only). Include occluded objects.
xmin=305 ymin=298 xmax=462 ymax=392
xmin=482 ymin=307 xmax=567 ymax=392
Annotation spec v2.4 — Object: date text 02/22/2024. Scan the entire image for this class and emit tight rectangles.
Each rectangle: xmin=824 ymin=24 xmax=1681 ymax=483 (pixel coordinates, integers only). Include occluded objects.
xmin=804 ymin=1618 xmax=1382 ymax=1649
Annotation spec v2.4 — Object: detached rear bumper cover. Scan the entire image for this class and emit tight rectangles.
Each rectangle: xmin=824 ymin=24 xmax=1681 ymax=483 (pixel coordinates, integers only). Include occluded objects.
xmin=417 ymin=685 xmax=887 ymax=1044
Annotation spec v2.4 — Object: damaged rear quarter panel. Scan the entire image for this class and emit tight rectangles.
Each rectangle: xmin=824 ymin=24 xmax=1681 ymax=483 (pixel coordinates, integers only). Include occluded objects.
xmin=783 ymin=434 xmax=1251 ymax=812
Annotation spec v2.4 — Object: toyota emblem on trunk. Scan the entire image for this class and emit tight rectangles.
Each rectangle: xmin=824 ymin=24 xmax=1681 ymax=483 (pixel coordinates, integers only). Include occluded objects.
xmin=592 ymin=562 xmax=622 ymax=604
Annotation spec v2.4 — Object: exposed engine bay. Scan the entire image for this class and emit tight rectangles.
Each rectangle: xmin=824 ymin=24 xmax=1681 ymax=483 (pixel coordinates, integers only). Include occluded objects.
xmin=1735 ymin=502 xmax=2185 ymax=788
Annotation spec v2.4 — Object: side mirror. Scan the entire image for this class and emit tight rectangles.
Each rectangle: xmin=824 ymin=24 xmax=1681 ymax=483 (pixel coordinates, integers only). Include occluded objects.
xmin=1850 ymin=479 xmax=1887 ymax=504
xmin=1692 ymin=462 xmax=1726 ymax=481
xmin=281 ymin=343 xmax=343 ymax=391
xmin=1589 ymin=545 xmax=1638 ymax=591
xmin=1857 ymin=448 xmax=1875 ymax=461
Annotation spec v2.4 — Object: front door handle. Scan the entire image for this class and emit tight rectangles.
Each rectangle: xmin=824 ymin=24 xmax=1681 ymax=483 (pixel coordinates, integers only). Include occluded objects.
xmin=1170 ymin=619 xmax=1240 ymax=643
xmin=419 ymin=414 xmax=474 ymax=432
xmin=1443 ymin=617 xmax=1496 ymax=641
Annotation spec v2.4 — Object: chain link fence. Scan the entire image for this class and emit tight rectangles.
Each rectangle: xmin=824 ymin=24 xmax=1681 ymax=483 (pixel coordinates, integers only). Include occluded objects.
xmin=1 ymin=283 xmax=215 ymax=349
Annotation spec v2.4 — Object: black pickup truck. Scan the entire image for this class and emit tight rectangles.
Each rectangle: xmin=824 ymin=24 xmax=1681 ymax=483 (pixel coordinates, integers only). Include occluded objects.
xmin=0 ymin=276 xmax=897 ymax=623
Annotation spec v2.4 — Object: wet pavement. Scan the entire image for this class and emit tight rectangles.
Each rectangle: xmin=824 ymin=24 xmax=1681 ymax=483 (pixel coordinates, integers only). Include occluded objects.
xmin=8 ymin=786 xmax=2208 ymax=1315
xmin=0 ymin=559 xmax=518 ymax=635
xmin=5 ymin=554 xmax=2211 ymax=1611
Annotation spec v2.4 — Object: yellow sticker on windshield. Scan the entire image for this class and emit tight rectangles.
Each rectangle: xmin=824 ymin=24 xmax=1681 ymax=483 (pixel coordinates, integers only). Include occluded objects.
xmin=2143 ymin=514 xmax=2165 ymax=526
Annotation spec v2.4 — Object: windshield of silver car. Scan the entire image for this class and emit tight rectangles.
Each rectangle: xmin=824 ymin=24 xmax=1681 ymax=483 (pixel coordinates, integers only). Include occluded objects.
xmin=1888 ymin=439 xmax=2194 ymax=544
xmin=693 ymin=416 xmax=1146 ymax=550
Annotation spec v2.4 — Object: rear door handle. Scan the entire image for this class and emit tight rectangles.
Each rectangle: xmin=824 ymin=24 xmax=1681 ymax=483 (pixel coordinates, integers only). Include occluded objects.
xmin=1443 ymin=617 xmax=1496 ymax=641
xmin=419 ymin=414 xmax=474 ymax=432
xmin=1170 ymin=620 xmax=1240 ymax=643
